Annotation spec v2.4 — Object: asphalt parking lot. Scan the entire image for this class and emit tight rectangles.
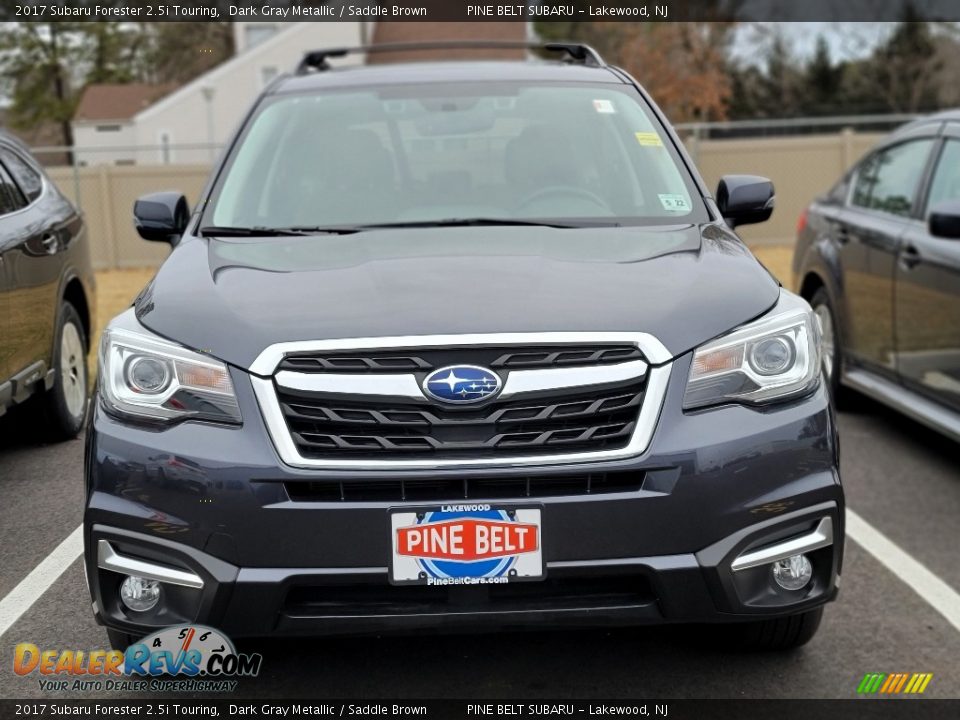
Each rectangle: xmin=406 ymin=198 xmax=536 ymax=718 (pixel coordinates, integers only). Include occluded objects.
xmin=0 ymin=392 xmax=957 ymax=701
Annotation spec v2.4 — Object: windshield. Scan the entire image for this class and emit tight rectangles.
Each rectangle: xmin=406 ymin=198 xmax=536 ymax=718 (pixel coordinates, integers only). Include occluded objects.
xmin=207 ymin=81 xmax=706 ymax=230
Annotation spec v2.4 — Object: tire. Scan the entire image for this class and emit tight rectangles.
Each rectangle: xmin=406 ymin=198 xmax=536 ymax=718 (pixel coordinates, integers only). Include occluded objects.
xmin=731 ymin=607 xmax=824 ymax=651
xmin=40 ymin=301 xmax=89 ymax=440
xmin=809 ymin=288 xmax=844 ymax=406
xmin=106 ymin=629 xmax=138 ymax=652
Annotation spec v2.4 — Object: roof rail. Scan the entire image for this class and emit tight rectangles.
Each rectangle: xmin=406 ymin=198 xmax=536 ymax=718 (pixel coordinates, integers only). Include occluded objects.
xmin=296 ymin=41 xmax=606 ymax=74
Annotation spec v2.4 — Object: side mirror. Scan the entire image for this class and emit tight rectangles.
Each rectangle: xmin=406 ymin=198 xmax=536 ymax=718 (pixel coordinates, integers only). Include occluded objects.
xmin=716 ymin=175 xmax=775 ymax=228
xmin=928 ymin=199 xmax=960 ymax=239
xmin=133 ymin=192 xmax=189 ymax=244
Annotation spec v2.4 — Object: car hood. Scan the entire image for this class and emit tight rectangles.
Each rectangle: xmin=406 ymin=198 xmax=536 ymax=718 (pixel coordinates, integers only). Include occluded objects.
xmin=135 ymin=224 xmax=780 ymax=373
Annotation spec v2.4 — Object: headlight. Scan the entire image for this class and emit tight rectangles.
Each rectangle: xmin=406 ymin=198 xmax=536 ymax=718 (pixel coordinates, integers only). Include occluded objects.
xmin=684 ymin=291 xmax=821 ymax=409
xmin=99 ymin=324 xmax=241 ymax=425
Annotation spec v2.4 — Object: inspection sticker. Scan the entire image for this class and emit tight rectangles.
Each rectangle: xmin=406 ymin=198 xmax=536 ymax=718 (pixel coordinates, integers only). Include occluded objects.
xmin=659 ymin=194 xmax=691 ymax=212
xmin=593 ymin=99 xmax=616 ymax=113
xmin=635 ymin=132 xmax=663 ymax=147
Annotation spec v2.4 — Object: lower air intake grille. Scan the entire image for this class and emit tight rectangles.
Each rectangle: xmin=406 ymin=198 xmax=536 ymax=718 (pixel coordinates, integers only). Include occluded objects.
xmin=283 ymin=575 xmax=657 ymax=616
xmin=283 ymin=470 xmax=647 ymax=503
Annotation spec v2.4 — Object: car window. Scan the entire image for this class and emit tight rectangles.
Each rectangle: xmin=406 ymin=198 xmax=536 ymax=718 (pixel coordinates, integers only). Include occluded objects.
xmin=827 ymin=174 xmax=849 ymax=204
xmin=0 ymin=164 xmax=25 ymax=216
xmin=209 ymin=82 xmax=707 ymax=229
xmin=925 ymin=139 xmax=960 ymax=214
xmin=850 ymin=139 xmax=935 ymax=217
xmin=0 ymin=148 xmax=44 ymax=203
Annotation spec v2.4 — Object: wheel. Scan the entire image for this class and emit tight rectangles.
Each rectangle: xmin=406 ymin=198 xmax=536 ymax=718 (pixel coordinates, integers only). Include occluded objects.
xmin=809 ymin=288 xmax=843 ymax=404
xmin=40 ymin=301 xmax=89 ymax=440
xmin=731 ymin=607 xmax=824 ymax=651
xmin=106 ymin=628 xmax=138 ymax=652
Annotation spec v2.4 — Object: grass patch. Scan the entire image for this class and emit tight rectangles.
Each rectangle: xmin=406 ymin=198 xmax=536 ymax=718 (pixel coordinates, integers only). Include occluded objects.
xmin=94 ymin=268 xmax=156 ymax=345
xmin=751 ymin=244 xmax=794 ymax=290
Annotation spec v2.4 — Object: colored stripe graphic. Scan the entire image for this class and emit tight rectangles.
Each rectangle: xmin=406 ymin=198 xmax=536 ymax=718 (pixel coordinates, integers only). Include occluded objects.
xmin=858 ymin=673 xmax=932 ymax=694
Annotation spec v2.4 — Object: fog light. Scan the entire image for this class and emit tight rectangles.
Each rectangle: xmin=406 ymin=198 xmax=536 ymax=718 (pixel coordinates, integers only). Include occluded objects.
xmin=119 ymin=575 xmax=161 ymax=612
xmin=772 ymin=554 xmax=813 ymax=591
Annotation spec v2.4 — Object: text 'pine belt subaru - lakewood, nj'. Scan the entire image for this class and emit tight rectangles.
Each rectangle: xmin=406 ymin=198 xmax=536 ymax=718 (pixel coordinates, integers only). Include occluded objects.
xmin=84 ymin=42 xmax=844 ymax=652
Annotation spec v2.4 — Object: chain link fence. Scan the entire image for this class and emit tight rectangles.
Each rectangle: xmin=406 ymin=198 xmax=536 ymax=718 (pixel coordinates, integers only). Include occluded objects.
xmin=675 ymin=113 xmax=920 ymax=141
xmin=27 ymin=116 xmax=910 ymax=268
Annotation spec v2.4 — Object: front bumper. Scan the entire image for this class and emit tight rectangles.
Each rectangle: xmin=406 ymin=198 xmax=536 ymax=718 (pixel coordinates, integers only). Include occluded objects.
xmin=83 ymin=361 xmax=844 ymax=638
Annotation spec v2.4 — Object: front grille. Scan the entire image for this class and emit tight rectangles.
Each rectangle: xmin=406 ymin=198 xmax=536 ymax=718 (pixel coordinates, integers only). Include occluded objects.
xmin=282 ymin=470 xmax=646 ymax=503
xmin=283 ymin=575 xmax=656 ymax=616
xmin=278 ymin=344 xmax=644 ymax=373
xmin=277 ymin=380 xmax=644 ymax=460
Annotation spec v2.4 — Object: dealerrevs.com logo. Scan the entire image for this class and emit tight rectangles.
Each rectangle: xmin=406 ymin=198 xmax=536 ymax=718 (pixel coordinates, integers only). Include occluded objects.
xmin=14 ymin=625 xmax=261 ymax=693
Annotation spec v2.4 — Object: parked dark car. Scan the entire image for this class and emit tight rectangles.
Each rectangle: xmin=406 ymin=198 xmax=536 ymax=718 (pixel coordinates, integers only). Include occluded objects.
xmin=84 ymin=43 xmax=843 ymax=653
xmin=0 ymin=131 xmax=95 ymax=439
xmin=794 ymin=111 xmax=960 ymax=442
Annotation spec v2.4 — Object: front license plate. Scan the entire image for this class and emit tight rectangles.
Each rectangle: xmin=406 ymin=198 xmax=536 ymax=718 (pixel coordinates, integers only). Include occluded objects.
xmin=390 ymin=505 xmax=543 ymax=586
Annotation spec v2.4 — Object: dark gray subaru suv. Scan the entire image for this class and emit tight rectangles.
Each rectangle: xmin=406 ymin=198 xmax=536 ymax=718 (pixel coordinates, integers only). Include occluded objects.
xmin=84 ymin=43 xmax=843 ymax=652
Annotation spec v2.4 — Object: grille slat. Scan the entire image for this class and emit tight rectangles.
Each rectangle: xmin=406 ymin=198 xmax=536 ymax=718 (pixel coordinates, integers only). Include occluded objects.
xmin=491 ymin=346 xmax=643 ymax=369
xmin=278 ymin=345 xmax=644 ymax=373
xmin=280 ymin=355 xmax=433 ymax=372
xmin=283 ymin=471 xmax=646 ymax=503
xmin=279 ymin=389 xmax=642 ymax=428
xmin=291 ymin=420 xmax=636 ymax=455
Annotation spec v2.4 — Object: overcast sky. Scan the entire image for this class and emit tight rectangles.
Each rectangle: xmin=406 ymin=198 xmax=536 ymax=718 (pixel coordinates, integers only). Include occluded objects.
xmin=730 ymin=22 xmax=894 ymax=66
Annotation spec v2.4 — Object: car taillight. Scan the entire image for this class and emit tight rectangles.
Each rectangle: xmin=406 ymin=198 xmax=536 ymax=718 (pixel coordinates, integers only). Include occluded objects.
xmin=796 ymin=208 xmax=809 ymax=236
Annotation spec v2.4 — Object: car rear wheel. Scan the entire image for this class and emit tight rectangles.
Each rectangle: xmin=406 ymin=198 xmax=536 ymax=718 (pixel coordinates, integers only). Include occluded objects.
xmin=810 ymin=288 xmax=842 ymax=403
xmin=41 ymin=302 xmax=89 ymax=440
xmin=732 ymin=607 xmax=824 ymax=651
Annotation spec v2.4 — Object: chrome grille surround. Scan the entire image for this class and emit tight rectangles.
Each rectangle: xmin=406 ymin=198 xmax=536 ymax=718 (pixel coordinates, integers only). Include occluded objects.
xmin=250 ymin=332 xmax=673 ymax=470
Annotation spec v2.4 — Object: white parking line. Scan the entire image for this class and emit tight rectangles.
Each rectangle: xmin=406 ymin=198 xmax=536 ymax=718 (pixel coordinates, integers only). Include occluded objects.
xmin=0 ymin=511 xmax=959 ymax=639
xmin=0 ymin=524 xmax=83 ymax=639
xmin=846 ymin=508 xmax=960 ymax=633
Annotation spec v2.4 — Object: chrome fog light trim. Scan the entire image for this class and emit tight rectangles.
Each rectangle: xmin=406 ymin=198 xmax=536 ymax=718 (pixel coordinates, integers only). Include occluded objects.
xmin=97 ymin=540 xmax=204 ymax=589
xmin=731 ymin=517 xmax=833 ymax=572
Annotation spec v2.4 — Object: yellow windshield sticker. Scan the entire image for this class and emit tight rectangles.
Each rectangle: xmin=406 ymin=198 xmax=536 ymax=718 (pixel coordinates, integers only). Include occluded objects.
xmin=635 ymin=132 xmax=663 ymax=147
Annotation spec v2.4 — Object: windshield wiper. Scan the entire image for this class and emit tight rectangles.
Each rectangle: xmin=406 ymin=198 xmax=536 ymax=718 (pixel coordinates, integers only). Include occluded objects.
xmin=198 ymin=225 xmax=359 ymax=237
xmin=351 ymin=218 xmax=617 ymax=230
xmin=199 ymin=218 xmax=616 ymax=237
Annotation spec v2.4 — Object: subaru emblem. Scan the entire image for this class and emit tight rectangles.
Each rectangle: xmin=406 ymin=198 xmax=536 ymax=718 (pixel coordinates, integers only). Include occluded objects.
xmin=422 ymin=365 xmax=502 ymax=405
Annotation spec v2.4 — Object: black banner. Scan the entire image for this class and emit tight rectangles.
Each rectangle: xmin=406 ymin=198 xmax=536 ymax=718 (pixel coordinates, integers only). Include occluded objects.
xmin=1 ymin=700 xmax=960 ymax=720
xmin=7 ymin=0 xmax=960 ymax=23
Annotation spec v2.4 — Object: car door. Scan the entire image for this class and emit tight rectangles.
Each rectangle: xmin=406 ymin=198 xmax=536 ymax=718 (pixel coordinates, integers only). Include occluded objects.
xmin=0 ymin=163 xmax=29 ymax=386
xmin=0 ymin=143 xmax=65 ymax=386
xmin=834 ymin=134 xmax=938 ymax=379
xmin=894 ymin=130 xmax=960 ymax=412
